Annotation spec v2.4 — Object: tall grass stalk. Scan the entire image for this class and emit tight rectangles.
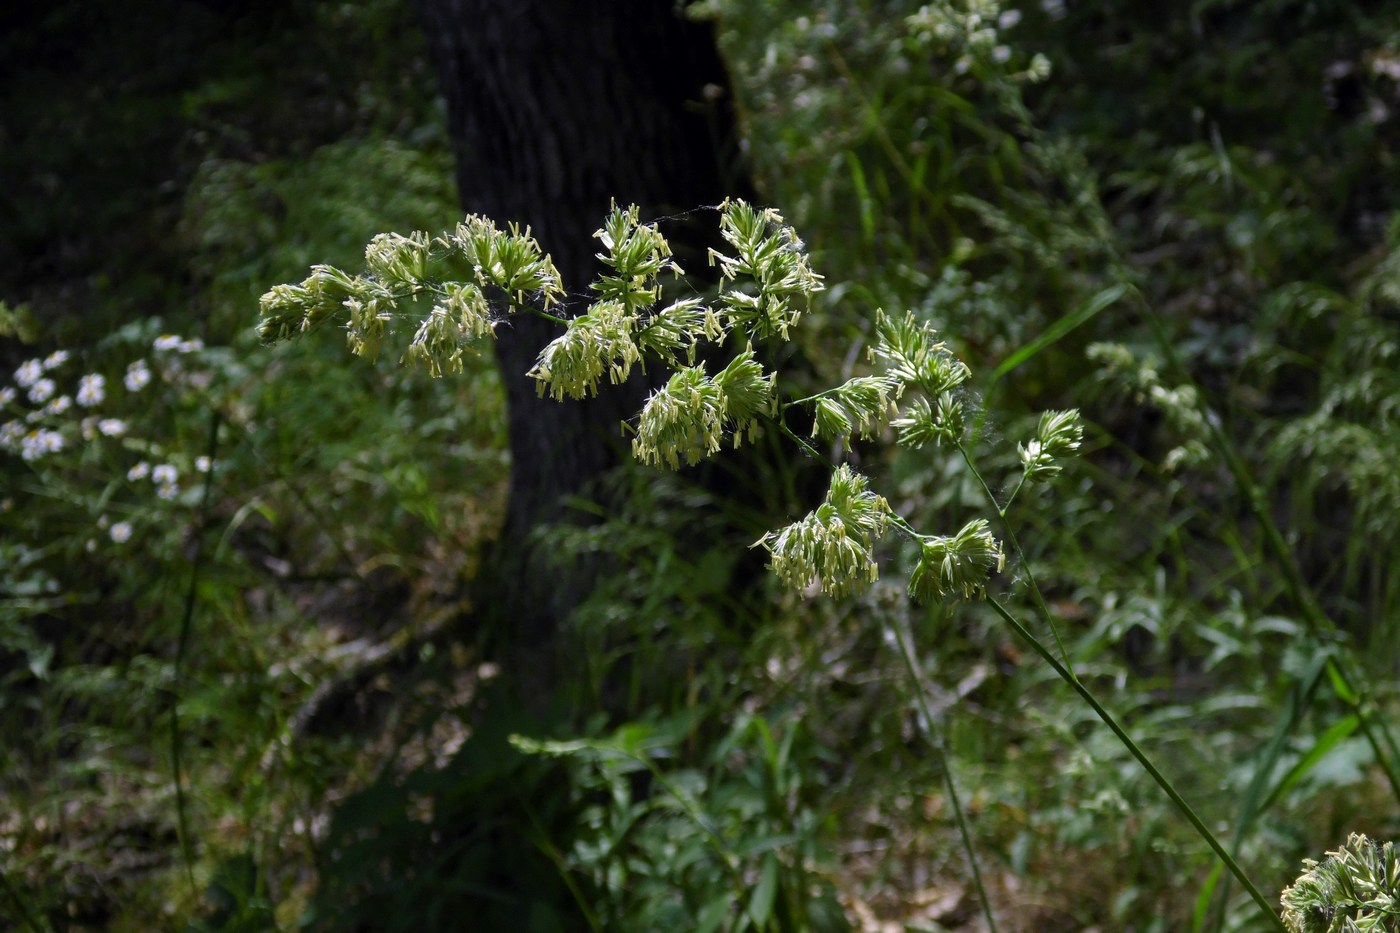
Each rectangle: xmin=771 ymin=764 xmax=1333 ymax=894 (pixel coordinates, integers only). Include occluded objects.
xmin=954 ymin=442 xmax=1075 ymax=676
xmin=170 ymin=410 xmax=222 ymax=897
xmin=946 ymin=434 xmax=1284 ymax=927
xmin=983 ymin=596 xmax=1286 ymax=929
xmin=886 ymin=613 xmax=999 ymax=933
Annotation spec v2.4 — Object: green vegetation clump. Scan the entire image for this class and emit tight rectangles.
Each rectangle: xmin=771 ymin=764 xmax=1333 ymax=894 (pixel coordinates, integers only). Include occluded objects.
xmin=5 ymin=1 xmax=1400 ymax=931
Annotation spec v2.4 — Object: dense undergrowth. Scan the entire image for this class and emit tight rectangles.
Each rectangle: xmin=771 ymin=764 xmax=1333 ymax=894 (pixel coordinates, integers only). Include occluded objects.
xmin=4 ymin=0 xmax=1400 ymax=930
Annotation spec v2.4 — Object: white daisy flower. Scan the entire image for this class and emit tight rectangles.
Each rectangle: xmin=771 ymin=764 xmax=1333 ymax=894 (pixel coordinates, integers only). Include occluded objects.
xmin=0 ymin=420 xmax=23 ymax=450
xmin=14 ymin=359 xmax=42 ymax=387
xmin=152 ymin=463 xmax=178 ymax=485
xmin=0 ymin=386 xmax=15 ymax=406
xmin=124 ymin=360 xmax=151 ymax=392
xmin=98 ymin=418 xmax=127 ymax=437
xmin=76 ymin=373 xmax=105 ymax=407
xmin=156 ymin=483 xmax=179 ymax=501
xmin=127 ymin=461 xmax=151 ymax=481
xmin=195 ymin=455 xmax=214 ymax=473
xmin=109 ymin=521 xmax=133 ymax=543
xmin=27 ymin=378 xmax=55 ymax=404
xmin=44 ymin=395 xmax=72 ymax=416
xmin=20 ymin=429 xmax=63 ymax=461
xmin=43 ymin=350 xmax=70 ymax=370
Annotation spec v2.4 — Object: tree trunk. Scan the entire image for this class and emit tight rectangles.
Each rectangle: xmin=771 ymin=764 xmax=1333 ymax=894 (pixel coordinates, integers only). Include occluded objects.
xmin=414 ymin=0 xmax=754 ymax=654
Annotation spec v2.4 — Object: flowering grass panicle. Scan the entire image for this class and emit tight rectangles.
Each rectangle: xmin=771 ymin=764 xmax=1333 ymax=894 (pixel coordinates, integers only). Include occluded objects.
xmin=908 ymin=519 xmax=1005 ymax=602
xmin=756 ymin=465 xmax=892 ymax=597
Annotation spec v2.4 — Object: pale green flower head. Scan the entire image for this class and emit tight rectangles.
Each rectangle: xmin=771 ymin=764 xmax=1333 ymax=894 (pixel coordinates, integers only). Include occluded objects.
xmin=630 ymin=350 xmax=774 ymax=469
xmin=709 ymin=198 xmax=824 ymax=341
xmin=755 ymin=465 xmax=891 ymax=598
xmin=258 ymin=264 xmax=362 ymax=344
xmin=343 ymin=278 xmax=398 ymax=362
xmin=401 ymin=284 xmax=493 ymax=378
xmin=438 ymin=216 xmax=563 ymax=306
xmin=870 ymin=310 xmax=969 ymax=398
xmin=1019 ymin=409 xmax=1083 ymax=483
xmin=364 ymin=230 xmax=434 ymax=286
xmin=632 ymin=365 xmax=726 ymax=469
xmin=635 ymin=298 xmax=721 ymax=363
xmin=908 ymin=518 xmax=1004 ymax=601
xmin=591 ymin=202 xmax=682 ymax=309
xmin=1280 ymin=833 xmax=1400 ymax=933
xmin=530 ymin=300 xmax=643 ymax=401
xmin=893 ymin=392 xmax=966 ymax=449
xmin=811 ymin=375 xmax=900 ymax=445
xmin=712 ymin=348 xmax=776 ymax=445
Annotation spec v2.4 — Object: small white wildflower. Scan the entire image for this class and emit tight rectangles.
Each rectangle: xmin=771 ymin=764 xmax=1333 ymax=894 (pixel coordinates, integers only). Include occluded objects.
xmin=1026 ymin=52 xmax=1052 ymax=82
xmin=44 ymin=395 xmax=72 ymax=416
xmin=152 ymin=463 xmax=179 ymax=485
xmin=98 ymin=418 xmax=126 ymax=437
xmin=14 ymin=359 xmax=42 ymax=387
xmin=0 ymin=386 xmax=14 ymax=406
xmin=110 ymin=521 xmax=133 ymax=543
xmin=154 ymin=334 xmax=183 ymax=351
xmin=195 ymin=455 xmax=213 ymax=473
xmin=43 ymin=350 xmax=69 ymax=370
xmin=156 ymin=483 xmax=179 ymax=501
xmin=128 ymin=461 xmax=151 ymax=481
xmin=124 ymin=360 xmax=151 ymax=392
xmin=997 ymin=8 xmax=1022 ymax=28
xmin=1373 ymin=54 xmax=1400 ymax=81
xmin=0 ymin=420 xmax=23 ymax=450
xmin=76 ymin=373 xmax=105 ymax=407
xmin=97 ymin=514 xmax=110 ymax=529
xmin=27 ymin=410 xmax=43 ymax=423
xmin=27 ymin=378 xmax=55 ymax=403
xmin=180 ymin=338 xmax=204 ymax=353
xmin=20 ymin=429 xmax=63 ymax=461
xmin=992 ymin=44 xmax=1012 ymax=64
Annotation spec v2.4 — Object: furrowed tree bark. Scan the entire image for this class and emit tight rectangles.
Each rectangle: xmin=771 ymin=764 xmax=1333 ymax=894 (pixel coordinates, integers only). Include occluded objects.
xmin=414 ymin=0 xmax=753 ymax=666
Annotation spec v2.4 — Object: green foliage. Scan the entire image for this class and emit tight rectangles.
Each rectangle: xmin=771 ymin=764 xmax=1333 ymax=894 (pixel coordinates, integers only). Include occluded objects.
xmin=12 ymin=0 xmax=1400 ymax=929
xmin=511 ymin=713 xmax=850 ymax=933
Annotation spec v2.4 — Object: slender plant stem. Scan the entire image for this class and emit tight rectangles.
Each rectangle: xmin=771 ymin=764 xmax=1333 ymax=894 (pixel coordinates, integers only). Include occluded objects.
xmin=986 ymin=597 xmax=1286 ymax=930
xmin=887 ymin=614 xmax=999 ymax=933
xmin=521 ymin=799 xmax=604 ymax=933
xmin=170 ymin=410 xmax=221 ymax=897
xmin=955 ymin=442 xmax=1075 ymax=678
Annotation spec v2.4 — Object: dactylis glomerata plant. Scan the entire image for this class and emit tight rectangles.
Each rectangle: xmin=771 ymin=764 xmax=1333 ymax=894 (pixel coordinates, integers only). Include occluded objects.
xmin=258 ymin=199 xmax=1079 ymax=605
xmin=258 ymin=200 xmax=1304 ymax=929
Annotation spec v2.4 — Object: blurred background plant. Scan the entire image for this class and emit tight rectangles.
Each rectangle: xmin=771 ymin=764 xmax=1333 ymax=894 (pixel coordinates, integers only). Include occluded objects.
xmin=4 ymin=0 xmax=1400 ymax=930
